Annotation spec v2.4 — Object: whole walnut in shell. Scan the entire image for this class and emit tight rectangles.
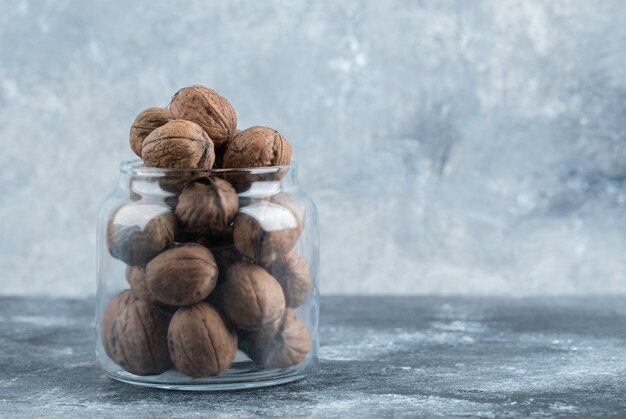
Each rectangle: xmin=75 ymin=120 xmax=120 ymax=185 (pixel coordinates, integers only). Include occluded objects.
xmin=168 ymin=302 xmax=237 ymax=377
xmin=107 ymin=203 xmax=176 ymax=266
xmin=175 ymin=176 xmax=239 ymax=238
xmin=221 ymin=261 xmax=285 ymax=330
xmin=269 ymin=192 xmax=305 ymax=234
xmin=125 ymin=266 xmax=154 ymax=303
xmin=206 ymin=245 xmax=243 ymax=283
xmin=142 ymin=120 xmax=215 ymax=169
xmin=192 ymin=225 xmax=234 ymax=248
xmin=145 ymin=243 xmax=218 ymax=306
xmin=102 ymin=292 xmax=172 ymax=375
xmin=125 ymin=267 xmax=177 ymax=315
xmin=223 ymin=126 xmax=291 ymax=169
xmin=266 ymin=252 xmax=312 ymax=308
xmin=129 ymin=107 xmax=174 ymax=157
xmin=233 ymin=200 xmax=301 ymax=265
xmin=169 ymin=85 xmax=237 ymax=150
xmin=239 ymin=309 xmax=309 ymax=369
xmin=101 ymin=290 xmax=135 ymax=360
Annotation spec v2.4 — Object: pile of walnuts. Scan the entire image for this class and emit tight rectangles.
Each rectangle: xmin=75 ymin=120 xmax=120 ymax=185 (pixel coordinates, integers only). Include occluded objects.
xmin=102 ymin=85 xmax=312 ymax=378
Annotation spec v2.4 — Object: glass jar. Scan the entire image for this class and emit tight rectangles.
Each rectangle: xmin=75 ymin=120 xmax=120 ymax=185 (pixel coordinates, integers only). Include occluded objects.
xmin=96 ymin=160 xmax=319 ymax=390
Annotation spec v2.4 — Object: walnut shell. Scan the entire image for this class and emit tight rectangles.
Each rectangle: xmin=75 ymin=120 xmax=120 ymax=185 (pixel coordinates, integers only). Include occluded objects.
xmin=269 ymin=192 xmax=305 ymax=234
xmin=266 ymin=252 xmax=312 ymax=308
xmin=221 ymin=261 xmax=285 ymax=330
xmin=142 ymin=120 xmax=215 ymax=169
xmin=207 ymin=245 xmax=243 ymax=283
xmin=125 ymin=267 xmax=178 ymax=315
xmin=175 ymin=176 xmax=239 ymax=238
xmin=191 ymin=225 xmax=234 ymax=248
xmin=125 ymin=266 xmax=154 ymax=303
xmin=102 ymin=294 xmax=172 ymax=375
xmin=107 ymin=203 xmax=176 ymax=266
xmin=169 ymin=85 xmax=237 ymax=150
xmin=233 ymin=200 xmax=300 ymax=265
xmin=101 ymin=290 xmax=135 ymax=360
xmin=239 ymin=309 xmax=309 ymax=369
xmin=145 ymin=243 xmax=218 ymax=306
xmin=129 ymin=107 xmax=174 ymax=157
xmin=223 ymin=126 xmax=291 ymax=169
xmin=168 ymin=302 xmax=237 ymax=377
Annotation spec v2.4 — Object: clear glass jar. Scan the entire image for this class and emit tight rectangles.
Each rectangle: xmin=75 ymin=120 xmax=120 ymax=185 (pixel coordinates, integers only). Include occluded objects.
xmin=96 ymin=160 xmax=319 ymax=390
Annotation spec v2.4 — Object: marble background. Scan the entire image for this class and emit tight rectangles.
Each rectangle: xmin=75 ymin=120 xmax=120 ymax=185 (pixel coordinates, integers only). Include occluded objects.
xmin=1 ymin=0 xmax=625 ymax=296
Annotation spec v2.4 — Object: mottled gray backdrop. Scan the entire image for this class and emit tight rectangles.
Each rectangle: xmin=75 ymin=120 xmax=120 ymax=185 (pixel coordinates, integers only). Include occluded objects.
xmin=1 ymin=0 xmax=625 ymax=296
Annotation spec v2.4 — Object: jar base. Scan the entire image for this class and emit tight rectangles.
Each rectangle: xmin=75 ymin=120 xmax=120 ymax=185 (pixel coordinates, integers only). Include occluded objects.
xmin=105 ymin=361 xmax=310 ymax=391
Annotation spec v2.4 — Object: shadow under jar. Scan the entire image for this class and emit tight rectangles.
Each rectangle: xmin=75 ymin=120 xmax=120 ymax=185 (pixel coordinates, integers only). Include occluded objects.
xmin=96 ymin=160 xmax=319 ymax=390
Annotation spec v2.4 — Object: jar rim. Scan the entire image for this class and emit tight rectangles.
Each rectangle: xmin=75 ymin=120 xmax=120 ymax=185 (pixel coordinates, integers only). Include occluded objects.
xmin=119 ymin=159 xmax=295 ymax=176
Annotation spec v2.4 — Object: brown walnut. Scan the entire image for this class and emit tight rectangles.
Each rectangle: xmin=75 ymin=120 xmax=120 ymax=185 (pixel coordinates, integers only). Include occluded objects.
xmin=107 ymin=203 xmax=176 ymax=266
xmin=269 ymin=193 xmax=305 ymax=234
xmin=223 ymin=126 xmax=291 ymax=169
xmin=233 ymin=200 xmax=300 ymax=265
xmin=221 ymin=261 xmax=285 ymax=330
xmin=101 ymin=290 xmax=135 ymax=360
xmin=145 ymin=243 xmax=218 ymax=306
xmin=168 ymin=302 xmax=237 ymax=377
xmin=266 ymin=251 xmax=312 ymax=308
xmin=169 ymin=85 xmax=237 ymax=151
xmin=191 ymin=225 xmax=234 ymax=248
xmin=129 ymin=107 xmax=174 ymax=157
xmin=125 ymin=266 xmax=154 ymax=303
xmin=125 ymin=267 xmax=177 ymax=315
xmin=239 ymin=309 xmax=309 ymax=369
xmin=142 ymin=120 xmax=215 ymax=169
xmin=102 ymin=293 xmax=172 ymax=375
xmin=175 ymin=176 xmax=239 ymax=238
xmin=206 ymin=245 xmax=243 ymax=283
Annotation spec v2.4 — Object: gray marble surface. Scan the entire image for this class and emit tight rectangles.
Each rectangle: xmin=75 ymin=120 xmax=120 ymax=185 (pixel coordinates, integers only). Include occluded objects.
xmin=1 ymin=296 xmax=625 ymax=417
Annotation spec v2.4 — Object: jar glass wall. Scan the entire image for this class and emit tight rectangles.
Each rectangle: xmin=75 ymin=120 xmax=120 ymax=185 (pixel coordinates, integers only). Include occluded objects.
xmin=96 ymin=160 xmax=319 ymax=390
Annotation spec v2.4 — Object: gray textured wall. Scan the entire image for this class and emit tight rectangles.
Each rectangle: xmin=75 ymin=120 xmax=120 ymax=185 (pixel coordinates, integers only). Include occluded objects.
xmin=1 ymin=1 xmax=625 ymax=296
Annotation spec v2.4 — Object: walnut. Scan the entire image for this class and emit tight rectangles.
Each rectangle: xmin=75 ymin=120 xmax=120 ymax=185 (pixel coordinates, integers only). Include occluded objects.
xmin=192 ymin=225 xmax=234 ymax=248
xmin=129 ymin=107 xmax=174 ymax=157
xmin=107 ymin=203 xmax=176 ymax=266
xmin=206 ymin=245 xmax=243 ymax=283
xmin=222 ymin=126 xmax=291 ymax=192
xmin=266 ymin=252 xmax=312 ymax=308
xmin=145 ymin=243 xmax=218 ymax=306
xmin=239 ymin=309 xmax=309 ymax=369
xmin=124 ymin=267 xmax=177 ymax=316
xmin=168 ymin=302 xmax=237 ymax=377
xmin=142 ymin=120 xmax=215 ymax=169
xmin=233 ymin=200 xmax=300 ymax=265
xmin=125 ymin=266 xmax=154 ymax=303
xmin=269 ymin=192 xmax=305 ymax=234
xmin=102 ymin=292 xmax=172 ymax=375
xmin=101 ymin=290 xmax=135 ymax=360
xmin=223 ymin=126 xmax=291 ymax=169
xmin=220 ymin=261 xmax=285 ymax=330
xmin=169 ymin=85 xmax=237 ymax=151
xmin=175 ymin=176 xmax=239 ymax=238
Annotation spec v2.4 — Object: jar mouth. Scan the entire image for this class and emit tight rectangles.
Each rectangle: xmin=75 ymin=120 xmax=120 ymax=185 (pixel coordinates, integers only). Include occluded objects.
xmin=119 ymin=159 xmax=295 ymax=176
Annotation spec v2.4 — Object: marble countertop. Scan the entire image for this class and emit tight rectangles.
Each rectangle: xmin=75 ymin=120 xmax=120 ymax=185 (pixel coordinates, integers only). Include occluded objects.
xmin=1 ymin=296 xmax=625 ymax=417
